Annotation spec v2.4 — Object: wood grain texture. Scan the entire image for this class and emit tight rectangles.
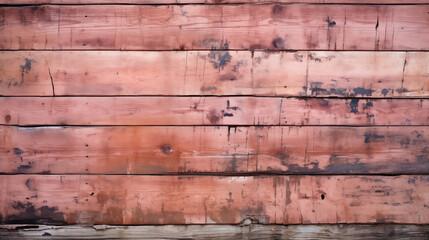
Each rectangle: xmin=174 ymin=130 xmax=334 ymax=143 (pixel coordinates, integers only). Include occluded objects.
xmin=2 ymin=224 xmax=429 ymax=240
xmin=3 ymin=0 xmax=429 ymax=4
xmin=1 ymin=126 xmax=428 ymax=174
xmin=1 ymin=5 xmax=428 ymax=50
xmin=1 ymin=51 xmax=428 ymax=97
xmin=0 ymin=97 xmax=428 ymax=126
xmin=0 ymin=175 xmax=428 ymax=224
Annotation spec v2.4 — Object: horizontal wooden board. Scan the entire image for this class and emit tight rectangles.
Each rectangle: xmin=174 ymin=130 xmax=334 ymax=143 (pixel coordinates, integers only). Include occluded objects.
xmin=1 ymin=5 xmax=428 ymax=50
xmin=0 ymin=175 xmax=428 ymax=224
xmin=3 ymin=0 xmax=429 ymax=4
xmin=1 ymin=51 xmax=428 ymax=97
xmin=2 ymin=224 xmax=429 ymax=240
xmin=0 ymin=97 xmax=428 ymax=126
xmin=1 ymin=126 xmax=428 ymax=174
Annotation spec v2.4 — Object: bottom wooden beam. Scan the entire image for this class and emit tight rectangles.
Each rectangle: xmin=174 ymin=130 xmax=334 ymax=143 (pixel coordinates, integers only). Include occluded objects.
xmin=1 ymin=175 xmax=428 ymax=225
xmin=1 ymin=224 xmax=429 ymax=239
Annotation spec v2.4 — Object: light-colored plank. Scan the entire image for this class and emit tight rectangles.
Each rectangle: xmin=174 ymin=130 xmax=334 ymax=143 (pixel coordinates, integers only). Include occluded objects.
xmin=2 ymin=0 xmax=429 ymax=4
xmin=0 ymin=97 xmax=428 ymax=126
xmin=1 ymin=5 xmax=428 ymax=50
xmin=1 ymin=126 xmax=428 ymax=174
xmin=1 ymin=51 xmax=428 ymax=97
xmin=1 ymin=224 xmax=429 ymax=240
xmin=0 ymin=175 xmax=428 ymax=224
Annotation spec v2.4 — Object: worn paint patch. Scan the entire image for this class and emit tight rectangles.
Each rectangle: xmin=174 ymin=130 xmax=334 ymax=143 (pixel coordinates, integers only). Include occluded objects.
xmin=272 ymin=37 xmax=285 ymax=49
xmin=19 ymin=58 xmax=35 ymax=85
xmin=207 ymin=41 xmax=232 ymax=69
xmin=364 ymin=132 xmax=385 ymax=143
xmin=353 ymin=87 xmax=375 ymax=97
xmin=309 ymin=82 xmax=347 ymax=96
xmin=13 ymin=148 xmax=24 ymax=155
xmin=17 ymin=165 xmax=32 ymax=173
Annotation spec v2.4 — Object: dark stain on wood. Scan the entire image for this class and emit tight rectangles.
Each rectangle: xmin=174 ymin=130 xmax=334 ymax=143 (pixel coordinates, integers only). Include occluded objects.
xmin=353 ymin=87 xmax=375 ymax=97
xmin=6 ymin=201 xmax=65 ymax=224
xmin=219 ymin=72 xmax=237 ymax=81
xmin=25 ymin=178 xmax=35 ymax=191
xmin=272 ymin=5 xmax=283 ymax=19
xmin=13 ymin=148 xmax=24 ymax=155
xmin=207 ymin=41 xmax=232 ymax=69
xmin=207 ymin=109 xmax=221 ymax=124
xmin=201 ymin=86 xmax=217 ymax=92
xmin=272 ymin=37 xmax=285 ymax=49
xmin=160 ymin=145 xmax=173 ymax=155
xmin=19 ymin=58 xmax=34 ymax=85
xmin=17 ymin=165 xmax=32 ymax=173
xmin=226 ymin=155 xmax=238 ymax=172
xmin=309 ymin=82 xmax=347 ymax=96
xmin=364 ymin=131 xmax=385 ymax=143
xmin=4 ymin=114 xmax=11 ymax=123
xmin=325 ymin=17 xmax=336 ymax=27
xmin=349 ymin=99 xmax=359 ymax=114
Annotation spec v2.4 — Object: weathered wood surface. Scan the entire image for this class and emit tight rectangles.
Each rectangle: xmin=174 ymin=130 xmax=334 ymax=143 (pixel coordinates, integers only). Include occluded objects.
xmin=1 ymin=51 xmax=428 ymax=97
xmin=3 ymin=0 xmax=429 ymax=4
xmin=1 ymin=126 xmax=428 ymax=174
xmin=1 ymin=224 xmax=429 ymax=240
xmin=1 ymin=5 xmax=429 ymax=50
xmin=1 ymin=97 xmax=428 ymax=126
xmin=1 ymin=175 xmax=428 ymax=224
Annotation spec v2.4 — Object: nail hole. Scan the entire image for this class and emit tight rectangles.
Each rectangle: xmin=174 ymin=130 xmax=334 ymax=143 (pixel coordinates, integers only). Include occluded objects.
xmin=90 ymin=192 xmax=94 ymax=196
xmin=321 ymin=194 xmax=325 ymax=200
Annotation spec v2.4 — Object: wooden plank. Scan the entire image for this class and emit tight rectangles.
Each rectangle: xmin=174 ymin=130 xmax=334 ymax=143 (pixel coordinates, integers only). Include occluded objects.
xmin=1 ymin=51 xmax=428 ymax=97
xmin=1 ymin=5 xmax=428 ymax=50
xmin=2 ymin=224 xmax=429 ymax=240
xmin=1 ymin=126 xmax=428 ymax=174
xmin=0 ymin=175 xmax=428 ymax=224
xmin=0 ymin=97 xmax=428 ymax=126
xmin=3 ymin=0 xmax=429 ymax=4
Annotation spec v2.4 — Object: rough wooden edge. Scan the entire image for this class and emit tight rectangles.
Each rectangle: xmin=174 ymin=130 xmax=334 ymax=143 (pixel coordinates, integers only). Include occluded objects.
xmin=1 ymin=224 xmax=429 ymax=239
xmin=2 ymin=1 xmax=429 ymax=5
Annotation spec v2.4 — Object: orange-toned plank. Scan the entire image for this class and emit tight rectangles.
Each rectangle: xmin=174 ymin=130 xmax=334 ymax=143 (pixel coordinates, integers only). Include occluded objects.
xmin=0 ymin=5 xmax=428 ymax=50
xmin=1 ymin=175 xmax=428 ymax=224
xmin=0 ymin=97 xmax=420 ymax=126
xmin=2 ymin=0 xmax=429 ymax=4
xmin=0 ymin=97 xmax=428 ymax=126
xmin=1 ymin=51 xmax=428 ymax=97
xmin=1 ymin=126 xmax=428 ymax=174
